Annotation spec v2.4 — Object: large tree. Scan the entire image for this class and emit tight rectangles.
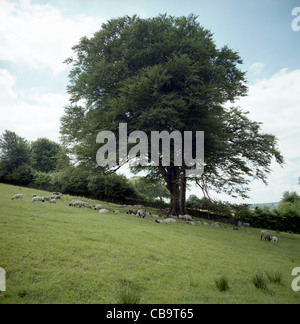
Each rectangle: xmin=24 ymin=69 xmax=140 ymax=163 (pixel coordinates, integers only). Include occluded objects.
xmin=61 ymin=14 xmax=284 ymax=215
xmin=0 ymin=130 xmax=34 ymax=184
xmin=31 ymin=138 xmax=61 ymax=173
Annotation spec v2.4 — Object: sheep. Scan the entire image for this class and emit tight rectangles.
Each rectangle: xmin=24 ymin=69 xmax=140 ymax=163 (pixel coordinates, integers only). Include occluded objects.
xmin=69 ymin=200 xmax=85 ymax=208
xmin=261 ymin=230 xmax=272 ymax=242
xmin=99 ymin=209 xmax=109 ymax=214
xmin=164 ymin=218 xmax=177 ymax=223
xmin=186 ymin=221 xmax=195 ymax=225
xmin=155 ymin=219 xmax=169 ymax=225
xmin=12 ymin=194 xmax=23 ymax=201
xmin=32 ymin=194 xmax=37 ymax=197
xmin=210 ymin=222 xmax=220 ymax=227
xmin=55 ymin=195 xmax=62 ymax=200
xmin=179 ymin=215 xmax=193 ymax=221
xmin=50 ymin=199 xmax=56 ymax=204
xmin=94 ymin=205 xmax=102 ymax=210
xmin=32 ymin=197 xmax=43 ymax=203
xmin=137 ymin=210 xmax=147 ymax=218
xmin=272 ymin=236 xmax=278 ymax=245
xmin=127 ymin=210 xmax=138 ymax=215
xmin=43 ymin=196 xmax=51 ymax=202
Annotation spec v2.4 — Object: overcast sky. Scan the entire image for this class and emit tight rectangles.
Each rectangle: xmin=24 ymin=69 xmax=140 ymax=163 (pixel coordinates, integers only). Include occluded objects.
xmin=0 ymin=0 xmax=300 ymax=204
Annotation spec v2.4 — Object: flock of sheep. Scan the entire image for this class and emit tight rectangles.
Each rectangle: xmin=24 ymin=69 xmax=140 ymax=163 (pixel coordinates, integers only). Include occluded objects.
xmin=11 ymin=193 xmax=278 ymax=244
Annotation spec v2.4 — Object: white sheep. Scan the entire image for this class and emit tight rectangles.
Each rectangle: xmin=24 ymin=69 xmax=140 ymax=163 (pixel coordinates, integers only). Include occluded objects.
xmin=50 ymin=199 xmax=56 ymax=204
xmin=94 ymin=205 xmax=102 ymax=210
xmin=179 ymin=215 xmax=193 ymax=221
xmin=155 ymin=219 xmax=169 ymax=224
xmin=69 ymin=200 xmax=85 ymax=207
xmin=99 ymin=209 xmax=109 ymax=214
xmin=32 ymin=197 xmax=43 ymax=203
xmin=164 ymin=218 xmax=177 ymax=223
xmin=12 ymin=194 xmax=23 ymax=201
xmin=272 ymin=236 xmax=278 ymax=245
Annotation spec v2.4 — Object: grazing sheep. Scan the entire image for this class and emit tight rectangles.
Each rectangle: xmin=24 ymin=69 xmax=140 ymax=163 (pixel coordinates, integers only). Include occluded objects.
xmin=32 ymin=194 xmax=37 ymax=197
xmin=272 ymin=236 xmax=278 ymax=245
xmin=179 ymin=215 xmax=193 ymax=221
xmin=155 ymin=219 xmax=169 ymax=225
xmin=94 ymin=205 xmax=102 ymax=210
xmin=43 ymin=196 xmax=51 ymax=202
xmin=186 ymin=221 xmax=195 ymax=225
xmin=55 ymin=195 xmax=62 ymax=200
xmin=32 ymin=197 xmax=43 ymax=203
xmin=50 ymin=199 xmax=56 ymax=204
xmin=137 ymin=210 xmax=147 ymax=218
xmin=261 ymin=230 xmax=272 ymax=241
xmin=99 ymin=209 xmax=109 ymax=214
xmin=69 ymin=200 xmax=85 ymax=208
xmin=127 ymin=210 xmax=138 ymax=215
xmin=164 ymin=218 xmax=177 ymax=223
xmin=210 ymin=222 xmax=220 ymax=227
xmin=12 ymin=194 xmax=23 ymax=201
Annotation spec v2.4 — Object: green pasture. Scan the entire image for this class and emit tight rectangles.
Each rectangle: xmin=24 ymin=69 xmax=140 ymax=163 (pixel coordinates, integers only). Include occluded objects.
xmin=0 ymin=183 xmax=299 ymax=304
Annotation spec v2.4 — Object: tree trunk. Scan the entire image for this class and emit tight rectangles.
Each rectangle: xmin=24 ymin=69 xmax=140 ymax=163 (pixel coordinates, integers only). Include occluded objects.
xmin=158 ymin=164 xmax=181 ymax=217
xmin=166 ymin=166 xmax=181 ymax=217
xmin=180 ymin=173 xmax=187 ymax=215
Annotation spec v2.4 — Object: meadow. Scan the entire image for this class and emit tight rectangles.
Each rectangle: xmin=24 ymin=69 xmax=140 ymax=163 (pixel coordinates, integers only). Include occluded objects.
xmin=0 ymin=183 xmax=299 ymax=304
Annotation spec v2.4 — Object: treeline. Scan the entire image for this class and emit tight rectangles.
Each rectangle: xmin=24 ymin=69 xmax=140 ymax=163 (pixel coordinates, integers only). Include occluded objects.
xmin=187 ymin=191 xmax=300 ymax=233
xmin=0 ymin=130 xmax=167 ymax=206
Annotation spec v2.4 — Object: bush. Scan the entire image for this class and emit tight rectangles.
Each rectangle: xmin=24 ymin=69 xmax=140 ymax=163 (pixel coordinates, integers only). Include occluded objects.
xmin=88 ymin=173 xmax=140 ymax=202
xmin=33 ymin=172 xmax=53 ymax=189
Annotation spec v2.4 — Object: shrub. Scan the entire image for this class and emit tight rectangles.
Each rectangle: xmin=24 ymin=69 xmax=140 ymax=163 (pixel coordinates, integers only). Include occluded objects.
xmin=33 ymin=172 xmax=53 ymax=189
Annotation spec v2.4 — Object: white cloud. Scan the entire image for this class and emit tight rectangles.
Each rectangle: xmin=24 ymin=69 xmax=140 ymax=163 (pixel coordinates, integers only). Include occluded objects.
xmin=237 ymin=68 xmax=300 ymax=160
xmin=0 ymin=0 xmax=104 ymax=74
xmin=0 ymin=69 xmax=68 ymax=141
xmin=250 ymin=62 xmax=265 ymax=75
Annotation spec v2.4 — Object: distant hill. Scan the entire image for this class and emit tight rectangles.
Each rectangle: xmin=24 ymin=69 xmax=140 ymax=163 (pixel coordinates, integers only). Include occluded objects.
xmin=250 ymin=202 xmax=279 ymax=211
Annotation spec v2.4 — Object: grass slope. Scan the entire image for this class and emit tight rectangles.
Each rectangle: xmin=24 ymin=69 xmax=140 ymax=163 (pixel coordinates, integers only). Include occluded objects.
xmin=0 ymin=183 xmax=299 ymax=304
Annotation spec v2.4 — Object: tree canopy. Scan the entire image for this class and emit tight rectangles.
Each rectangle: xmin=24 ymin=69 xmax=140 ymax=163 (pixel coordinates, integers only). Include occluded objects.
xmin=31 ymin=138 xmax=62 ymax=173
xmin=61 ymin=14 xmax=284 ymax=215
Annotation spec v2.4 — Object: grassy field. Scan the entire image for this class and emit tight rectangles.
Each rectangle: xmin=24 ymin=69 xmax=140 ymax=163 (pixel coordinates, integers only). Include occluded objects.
xmin=0 ymin=183 xmax=299 ymax=304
